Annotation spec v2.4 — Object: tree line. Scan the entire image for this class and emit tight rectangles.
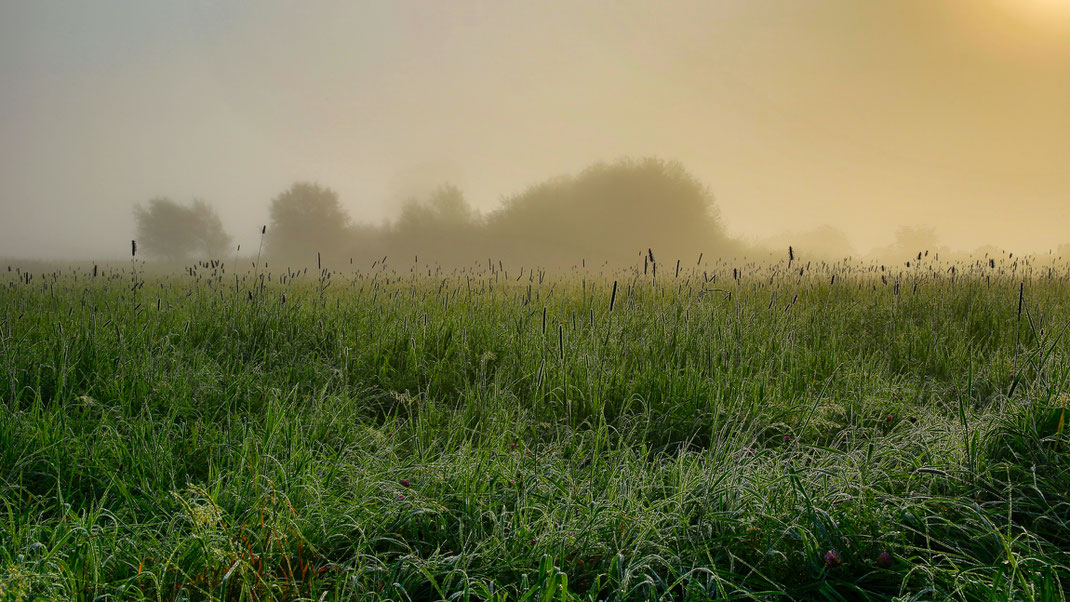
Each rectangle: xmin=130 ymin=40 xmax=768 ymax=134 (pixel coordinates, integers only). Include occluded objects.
xmin=134 ymin=157 xmax=743 ymax=267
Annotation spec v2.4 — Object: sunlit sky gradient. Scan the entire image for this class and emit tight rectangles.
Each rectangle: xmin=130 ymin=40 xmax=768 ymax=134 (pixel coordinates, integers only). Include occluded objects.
xmin=1 ymin=1 xmax=1068 ymax=259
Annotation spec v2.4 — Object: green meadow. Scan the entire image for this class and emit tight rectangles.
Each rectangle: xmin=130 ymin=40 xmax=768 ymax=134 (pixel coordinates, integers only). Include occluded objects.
xmin=1 ymin=257 xmax=1068 ymax=600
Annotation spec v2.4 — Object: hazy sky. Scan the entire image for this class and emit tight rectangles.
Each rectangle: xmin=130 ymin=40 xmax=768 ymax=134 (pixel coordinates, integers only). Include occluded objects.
xmin=2 ymin=1 xmax=1068 ymax=259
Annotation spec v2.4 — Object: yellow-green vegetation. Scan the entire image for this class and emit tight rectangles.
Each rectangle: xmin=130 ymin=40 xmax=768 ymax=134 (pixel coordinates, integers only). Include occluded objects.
xmin=1 ymin=256 xmax=1068 ymax=600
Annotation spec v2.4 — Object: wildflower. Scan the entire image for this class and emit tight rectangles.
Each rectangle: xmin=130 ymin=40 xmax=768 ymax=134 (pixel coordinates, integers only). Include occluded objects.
xmin=399 ymin=479 xmax=411 ymax=488
xmin=877 ymin=551 xmax=892 ymax=569
xmin=509 ymin=443 xmax=518 ymax=450
xmin=824 ymin=550 xmax=841 ymax=569
xmin=783 ymin=435 xmax=791 ymax=443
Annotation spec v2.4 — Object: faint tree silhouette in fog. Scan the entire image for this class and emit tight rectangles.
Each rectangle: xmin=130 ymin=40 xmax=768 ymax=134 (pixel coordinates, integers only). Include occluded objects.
xmin=872 ymin=225 xmax=948 ymax=261
xmin=133 ymin=198 xmax=230 ymax=260
xmin=484 ymin=157 xmax=740 ymax=265
xmin=268 ymin=182 xmax=353 ymax=264
xmin=761 ymin=225 xmax=855 ymax=260
xmin=397 ymin=184 xmax=476 ymax=231
xmin=189 ymin=201 xmax=231 ymax=258
xmin=392 ymin=184 xmax=481 ymax=263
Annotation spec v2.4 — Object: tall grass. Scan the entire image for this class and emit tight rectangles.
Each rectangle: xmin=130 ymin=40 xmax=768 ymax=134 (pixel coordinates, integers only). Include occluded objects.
xmin=0 ymin=255 xmax=1067 ymax=600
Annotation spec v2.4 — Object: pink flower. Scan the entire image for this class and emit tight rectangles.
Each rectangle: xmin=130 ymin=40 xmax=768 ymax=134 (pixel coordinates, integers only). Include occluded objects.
xmin=399 ymin=479 xmax=410 ymax=488
xmin=877 ymin=551 xmax=892 ymax=569
xmin=824 ymin=550 xmax=841 ymax=569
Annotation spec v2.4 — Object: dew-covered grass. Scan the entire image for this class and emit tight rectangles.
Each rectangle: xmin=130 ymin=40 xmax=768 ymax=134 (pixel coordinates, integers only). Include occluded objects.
xmin=1 ymin=257 xmax=1068 ymax=600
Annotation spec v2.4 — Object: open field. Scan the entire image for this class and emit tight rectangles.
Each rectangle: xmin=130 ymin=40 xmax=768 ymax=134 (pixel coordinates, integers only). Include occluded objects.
xmin=1 ymin=257 xmax=1068 ymax=600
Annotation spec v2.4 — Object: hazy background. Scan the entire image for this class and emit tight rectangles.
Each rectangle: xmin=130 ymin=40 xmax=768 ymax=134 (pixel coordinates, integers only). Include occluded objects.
xmin=2 ymin=0 xmax=1068 ymax=260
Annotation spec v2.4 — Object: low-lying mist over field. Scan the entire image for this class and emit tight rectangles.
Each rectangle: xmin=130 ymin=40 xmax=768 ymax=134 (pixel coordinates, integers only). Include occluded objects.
xmin=2 ymin=2 xmax=1068 ymax=262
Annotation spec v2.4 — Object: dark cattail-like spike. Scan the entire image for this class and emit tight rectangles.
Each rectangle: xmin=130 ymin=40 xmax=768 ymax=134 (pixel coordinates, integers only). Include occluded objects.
xmin=131 ymin=240 xmax=137 ymax=257
xmin=1018 ymin=281 xmax=1024 ymax=320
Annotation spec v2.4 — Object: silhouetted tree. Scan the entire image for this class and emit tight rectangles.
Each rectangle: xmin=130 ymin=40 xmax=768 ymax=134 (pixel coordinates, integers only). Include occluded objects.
xmin=267 ymin=182 xmax=352 ymax=263
xmin=133 ymin=198 xmax=231 ymax=260
xmin=484 ymin=158 xmax=739 ymax=265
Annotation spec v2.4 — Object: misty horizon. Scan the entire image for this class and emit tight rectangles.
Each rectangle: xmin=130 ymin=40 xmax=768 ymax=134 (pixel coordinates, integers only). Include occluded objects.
xmin=2 ymin=1 xmax=1068 ymax=260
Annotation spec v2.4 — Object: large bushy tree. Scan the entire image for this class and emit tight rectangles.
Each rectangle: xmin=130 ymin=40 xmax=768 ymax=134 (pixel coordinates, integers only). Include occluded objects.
xmin=484 ymin=157 xmax=739 ymax=265
xmin=133 ymin=198 xmax=230 ymax=260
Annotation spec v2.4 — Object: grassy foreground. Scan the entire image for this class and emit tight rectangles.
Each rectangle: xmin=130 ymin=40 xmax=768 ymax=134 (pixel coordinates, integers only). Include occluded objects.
xmin=1 ymin=258 xmax=1068 ymax=600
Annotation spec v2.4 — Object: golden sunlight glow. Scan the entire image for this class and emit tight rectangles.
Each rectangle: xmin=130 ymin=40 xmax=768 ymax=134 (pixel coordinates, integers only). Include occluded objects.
xmin=951 ymin=0 xmax=1070 ymax=58
xmin=993 ymin=0 xmax=1070 ymax=29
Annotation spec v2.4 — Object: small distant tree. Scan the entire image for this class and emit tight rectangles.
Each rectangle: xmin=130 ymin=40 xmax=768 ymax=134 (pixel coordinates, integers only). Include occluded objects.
xmin=267 ymin=182 xmax=352 ymax=262
xmin=133 ymin=198 xmax=231 ymax=260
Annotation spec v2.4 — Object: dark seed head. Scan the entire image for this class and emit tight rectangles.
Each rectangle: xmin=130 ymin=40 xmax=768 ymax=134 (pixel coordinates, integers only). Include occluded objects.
xmin=877 ymin=551 xmax=892 ymax=569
